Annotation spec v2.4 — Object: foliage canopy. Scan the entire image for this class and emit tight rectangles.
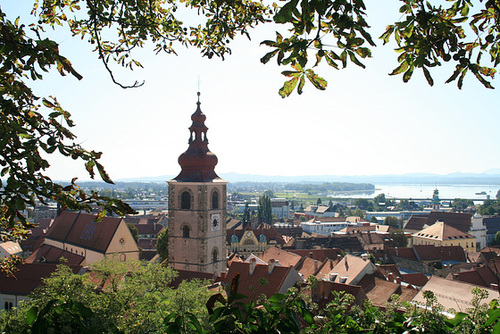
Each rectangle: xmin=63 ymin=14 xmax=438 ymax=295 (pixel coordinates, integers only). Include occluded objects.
xmin=1 ymin=0 xmax=500 ymax=269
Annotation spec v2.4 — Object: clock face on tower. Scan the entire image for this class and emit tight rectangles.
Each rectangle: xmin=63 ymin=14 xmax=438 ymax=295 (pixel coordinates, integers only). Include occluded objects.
xmin=211 ymin=213 xmax=220 ymax=231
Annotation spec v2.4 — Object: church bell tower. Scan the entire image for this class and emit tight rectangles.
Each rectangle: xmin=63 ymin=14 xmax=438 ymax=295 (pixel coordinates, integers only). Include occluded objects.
xmin=167 ymin=93 xmax=227 ymax=275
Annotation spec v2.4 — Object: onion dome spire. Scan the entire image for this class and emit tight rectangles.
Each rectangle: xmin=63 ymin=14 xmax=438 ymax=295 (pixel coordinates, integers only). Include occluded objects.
xmin=174 ymin=93 xmax=221 ymax=182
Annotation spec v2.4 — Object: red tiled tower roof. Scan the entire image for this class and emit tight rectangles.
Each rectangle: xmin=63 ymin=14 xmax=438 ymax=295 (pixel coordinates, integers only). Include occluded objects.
xmin=174 ymin=93 xmax=221 ymax=182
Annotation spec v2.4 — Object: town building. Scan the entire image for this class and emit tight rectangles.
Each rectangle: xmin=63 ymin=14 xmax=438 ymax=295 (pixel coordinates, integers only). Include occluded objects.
xmin=0 ymin=241 xmax=22 ymax=259
xmin=412 ymin=221 xmax=476 ymax=252
xmin=167 ymin=94 xmax=227 ymax=275
xmin=301 ymin=216 xmax=365 ymax=236
xmin=28 ymin=211 xmax=140 ymax=265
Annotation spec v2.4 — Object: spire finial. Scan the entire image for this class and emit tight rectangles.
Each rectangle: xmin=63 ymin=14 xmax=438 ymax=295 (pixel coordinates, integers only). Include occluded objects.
xmin=197 ymin=91 xmax=201 ymax=104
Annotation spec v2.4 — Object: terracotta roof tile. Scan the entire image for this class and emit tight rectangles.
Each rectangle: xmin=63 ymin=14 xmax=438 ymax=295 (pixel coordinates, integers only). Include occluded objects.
xmin=0 ymin=263 xmax=82 ymax=295
xmin=25 ymin=244 xmax=85 ymax=265
xmin=365 ymin=278 xmax=400 ymax=307
xmin=224 ymin=261 xmax=298 ymax=301
xmin=401 ymin=273 xmax=429 ymax=287
xmin=260 ymin=247 xmax=302 ymax=267
xmin=46 ymin=211 xmax=123 ymax=253
xmin=288 ymin=249 xmax=341 ymax=262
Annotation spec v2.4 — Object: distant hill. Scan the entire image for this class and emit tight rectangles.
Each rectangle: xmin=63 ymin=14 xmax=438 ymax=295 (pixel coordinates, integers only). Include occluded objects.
xmin=114 ymin=171 xmax=500 ymax=185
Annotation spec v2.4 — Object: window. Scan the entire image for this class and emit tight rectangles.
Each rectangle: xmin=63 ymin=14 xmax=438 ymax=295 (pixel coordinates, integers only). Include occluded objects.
xmin=181 ymin=191 xmax=191 ymax=209
xmin=183 ymin=225 xmax=190 ymax=238
xmin=120 ymin=253 xmax=126 ymax=262
xmin=212 ymin=248 xmax=218 ymax=263
xmin=212 ymin=191 xmax=219 ymax=209
xmin=4 ymin=302 xmax=13 ymax=310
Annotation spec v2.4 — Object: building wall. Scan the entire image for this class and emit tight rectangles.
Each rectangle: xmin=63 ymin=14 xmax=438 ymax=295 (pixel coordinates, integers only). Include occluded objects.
xmin=168 ymin=181 xmax=227 ymax=275
xmin=412 ymin=236 xmax=476 ymax=252
xmin=0 ymin=293 xmax=29 ymax=310
xmin=106 ymin=221 xmax=140 ymax=261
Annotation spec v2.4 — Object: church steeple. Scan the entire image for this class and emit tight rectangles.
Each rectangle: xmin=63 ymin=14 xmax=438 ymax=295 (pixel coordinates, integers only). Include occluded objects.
xmin=174 ymin=93 xmax=221 ymax=182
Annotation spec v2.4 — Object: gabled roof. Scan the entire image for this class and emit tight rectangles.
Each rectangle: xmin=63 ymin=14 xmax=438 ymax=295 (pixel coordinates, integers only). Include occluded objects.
xmin=365 ymin=278 xmax=401 ymax=307
xmin=401 ymin=272 xmax=429 ymax=287
xmin=260 ymin=247 xmax=302 ymax=267
xmin=0 ymin=241 xmax=22 ymax=257
xmin=26 ymin=244 xmax=85 ymax=265
xmin=314 ymin=259 xmax=340 ymax=280
xmin=312 ymin=280 xmax=367 ymax=309
xmin=322 ymin=254 xmax=376 ymax=285
xmin=0 ymin=263 xmax=83 ymax=295
xmin=288 ymin=248 xmax=341 ymax=262
xmin=427 ymin=211 xmax=472 ymax=233
xmin=453 ymin=265 xmax=498 ymax=288
xmin=413 ymin=245 xmax=466 ymax=262
xmin=412 ymin=221 xmax=474 ymax=241
xmin=377 ymin=264 xmax=402 ymax=278
xmin=46 ymin=211 xmax=124 ymax=253
xmin=226 ymin=227 xmax=285 ymax=245
xmin=224 ymin=261 xmax=298 ymax=301
xmin=413 ymin=276 xmax=499 ymax=311
xmin=295 ymin=256 xmax=322 ymax=280
xmin=404 ymin=215 xmax=429 ymax=231
xmin=406 ymin=212 xmax=473 ymax=234
xmin=387 ymin=247 xmax=418 ymax=261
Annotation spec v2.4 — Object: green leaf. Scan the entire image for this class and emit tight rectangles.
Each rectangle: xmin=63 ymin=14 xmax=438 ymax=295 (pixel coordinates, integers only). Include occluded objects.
xmin=279 ymin=76 xmax=299 ymax=98
xmin=305 ymin=69 xmax=327 ymax=90
xmin=26 ymin=306 xmax=38 ymax=325
xmin=274 ymin=0 xmax=299 ymax=23
xmin=96 ymin=162 xmax=114 ymax=184
xmin=422 ymin=67 xmax=434 ymax=86
xmin=297 ymin=75 xmax=305 ymax=94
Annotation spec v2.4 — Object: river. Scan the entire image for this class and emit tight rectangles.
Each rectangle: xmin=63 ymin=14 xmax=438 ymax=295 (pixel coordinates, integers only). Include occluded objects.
xmin=330 ymin=184 xmax=500 ymax=200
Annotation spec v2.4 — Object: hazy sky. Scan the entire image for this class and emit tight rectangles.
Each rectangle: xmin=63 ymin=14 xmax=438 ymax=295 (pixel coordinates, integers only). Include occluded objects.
xmin=4 ymin=2 xmax=500 ymax=181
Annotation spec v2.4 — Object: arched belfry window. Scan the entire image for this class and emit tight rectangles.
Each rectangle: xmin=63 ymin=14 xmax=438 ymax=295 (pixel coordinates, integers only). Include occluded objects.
xmin=181 ymin=191 xmax=191 ymax=210
xmin=183 ymin=225 xmax=190 ymax=238
xmin=212 ymin=248 xmax=218 ymax=263
xmin=212 ymin=191 xmax=219 ymax=209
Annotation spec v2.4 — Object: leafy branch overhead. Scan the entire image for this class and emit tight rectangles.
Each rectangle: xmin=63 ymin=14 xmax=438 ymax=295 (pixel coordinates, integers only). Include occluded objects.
xmin=1 ymin=0 xmax=499 ymax=268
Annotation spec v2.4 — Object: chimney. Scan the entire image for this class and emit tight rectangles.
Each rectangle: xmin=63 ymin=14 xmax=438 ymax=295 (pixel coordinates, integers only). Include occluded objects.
xmin=388 ymin=273 xmax=394 ymax=282
xmin=314 ymin=260 xmax=318 ymax=272
xmin=268 ymin=259 xmax=275 ymax=274
xmin=249 ymin=258 xmax=256 ymax=275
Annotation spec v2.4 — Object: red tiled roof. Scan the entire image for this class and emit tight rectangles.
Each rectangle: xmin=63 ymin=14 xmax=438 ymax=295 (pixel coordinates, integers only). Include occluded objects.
xmin=224 ymin=261 xmax=298 ymax=301
xmin=137 ymin=238 xmax=157 ymax=250
xmin=401 ymin=273 xmax=429 ymax=287
xmin=25 ymin=244 xmax=85 ymax=265
xmin=288 ymin=248 xmax=341 ymax=262
xmin=46 ymin=211 xmax=122 ymax=253
xmin=0 ymin=263 xmax=82 ymax=295
xmin=454 ymin=266 xmax=498 ymax=288
xmin=413 ymin=245 xmax=466 ymax=262
xmin=312 ymin=280 xmax=367 ymax=309
xmin=261 ymin=247 xmax=302 ymax=267
xmin=387 ymin=247 xmax=418 ymax=261
xmin=377 ymin=264 xmax=401 ymax=277
xmin=404 ymin=215 xmax=429 ymax=231
xmin=427 ymin=211 xmax=472 ymax=233
xmin=365 ymin=278 xmax=400 ymax=307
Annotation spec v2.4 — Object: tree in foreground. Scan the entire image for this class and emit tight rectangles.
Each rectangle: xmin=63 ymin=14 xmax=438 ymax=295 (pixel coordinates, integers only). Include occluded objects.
xmin=2 ymin=0 xmax=500 ymax=270
xmin=156 ymin=228 xmax=169 ymax=262
xmin=4 ymin=265 xmax=499 ymax=333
